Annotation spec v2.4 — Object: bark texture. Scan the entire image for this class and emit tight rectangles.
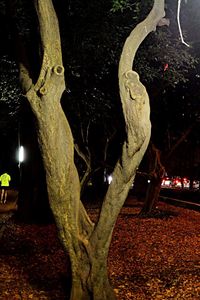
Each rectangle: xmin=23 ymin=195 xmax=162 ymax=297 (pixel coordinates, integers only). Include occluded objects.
xmin=18 ymin=0 xmax=165 ymax=299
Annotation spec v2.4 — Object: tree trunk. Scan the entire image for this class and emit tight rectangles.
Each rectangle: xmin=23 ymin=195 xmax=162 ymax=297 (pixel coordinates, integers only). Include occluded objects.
xmin=140 ymin=176 xmax=163 ymax=215
xmin=33 ymin=101 xmax=115 ymax=300
xmin=189 ymin=177 xmax=194 ymax=190
xmin=140 ymin=143 xmax=165 ymax=215
xmin=70 ymin=255 xmax=116 ymax=300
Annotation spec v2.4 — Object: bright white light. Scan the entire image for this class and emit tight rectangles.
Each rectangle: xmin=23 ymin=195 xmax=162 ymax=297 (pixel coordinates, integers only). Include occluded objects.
xmin=108 ymin=175 xmax=113 ymax=185
xmin=19 ymin=146 xmax=24 ymax=163
xmin=147 ymin=179 xmax=151 ymax=183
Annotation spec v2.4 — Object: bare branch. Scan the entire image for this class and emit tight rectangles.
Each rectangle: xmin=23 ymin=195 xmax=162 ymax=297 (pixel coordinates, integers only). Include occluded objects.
xmin=177 ymin=0 xmax=190 ymax=47
xmin=165 ymin=122 xmax=197 ymax=159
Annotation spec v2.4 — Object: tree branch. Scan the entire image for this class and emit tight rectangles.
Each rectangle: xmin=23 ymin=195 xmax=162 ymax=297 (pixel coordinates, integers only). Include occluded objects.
xmin=165 ymin=122 xmax=197 ymax=160
xmin=92 ymin=0 xmax=165 ymax=248
xmin=118 ymin=0 xmax=165 ymax=75
xmin=34 ymin=0 xmax=65 ymax=94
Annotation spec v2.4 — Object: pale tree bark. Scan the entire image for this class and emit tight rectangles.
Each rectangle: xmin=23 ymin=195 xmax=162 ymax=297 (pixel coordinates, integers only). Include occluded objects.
xmin=18 ymin=0 xmax=165 ymax=299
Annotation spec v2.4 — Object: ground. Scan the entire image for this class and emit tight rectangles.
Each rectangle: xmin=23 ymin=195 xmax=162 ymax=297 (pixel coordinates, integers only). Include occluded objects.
xmin=0 ymin=198 xmax=200 ymax=299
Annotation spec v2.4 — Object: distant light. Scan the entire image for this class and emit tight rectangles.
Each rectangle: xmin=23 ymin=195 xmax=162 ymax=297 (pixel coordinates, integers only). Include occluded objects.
xmin=19 ymin=146 xmax=24 ymax=163
xmin=108 ymin=175 xmax=113 ymax=185
xmin=147 ymin=179 xmax=151 ymax=183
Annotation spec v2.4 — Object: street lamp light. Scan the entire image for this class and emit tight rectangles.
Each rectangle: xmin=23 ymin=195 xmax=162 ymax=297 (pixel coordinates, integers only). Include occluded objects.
xmin=18 ymin=145 xmax=25 ymax=186
xmin=18 ymin=145 xmax=24 ymax=163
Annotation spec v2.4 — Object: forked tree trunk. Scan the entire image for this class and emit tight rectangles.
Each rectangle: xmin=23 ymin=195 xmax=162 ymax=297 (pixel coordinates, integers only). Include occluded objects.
xmin=17 ymin=0 xmax=165 ymax=299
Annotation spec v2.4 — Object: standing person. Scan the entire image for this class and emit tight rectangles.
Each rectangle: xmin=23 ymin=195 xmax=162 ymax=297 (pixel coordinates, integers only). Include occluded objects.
xmin=0 ymin=172 xmax=11 ymax=204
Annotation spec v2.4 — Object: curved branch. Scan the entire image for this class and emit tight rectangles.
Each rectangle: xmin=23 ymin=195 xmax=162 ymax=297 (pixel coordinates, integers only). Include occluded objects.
xmin=92 ymin=0 xmax=165 ymax=250
xmin=74 ymin=143 xmax=90 ymax=167
xmin=119 ymin=0 xmax=165 ymax=75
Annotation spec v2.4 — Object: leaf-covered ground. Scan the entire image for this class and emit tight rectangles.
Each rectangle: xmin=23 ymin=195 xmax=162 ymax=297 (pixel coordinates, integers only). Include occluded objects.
xmin=0 ymin=199 xmax=200 ymax=299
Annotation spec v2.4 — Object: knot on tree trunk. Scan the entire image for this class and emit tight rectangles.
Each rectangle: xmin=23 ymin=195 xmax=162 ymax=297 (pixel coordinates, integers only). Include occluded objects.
xmin=123 ymin=70 xmax=147 ymax=105
xmin=38 ymin=65 xmax=65 ymax=95
xmin=39 ymin=86 xmax=48 ymax=95
xmin=53 ymin=65 xmax=65 ymax=76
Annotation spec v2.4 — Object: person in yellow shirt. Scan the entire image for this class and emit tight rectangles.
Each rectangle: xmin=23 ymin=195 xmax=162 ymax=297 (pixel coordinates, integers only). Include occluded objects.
xmin=0 ymin=172 xmax=11 ymax=204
